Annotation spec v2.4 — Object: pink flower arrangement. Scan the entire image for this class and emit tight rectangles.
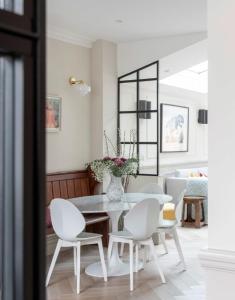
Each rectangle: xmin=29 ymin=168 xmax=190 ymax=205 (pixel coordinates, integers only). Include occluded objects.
xmin=87 ymin=156 xmax=138 ymax=182
xmin=86 ymin=130 xmax=138 ymax=182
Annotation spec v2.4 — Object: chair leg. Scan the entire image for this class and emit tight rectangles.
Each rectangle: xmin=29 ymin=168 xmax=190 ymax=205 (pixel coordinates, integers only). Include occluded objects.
xmin=97 ymin=239 xmax=107 ymax=282
xmin=172 ymin=227 xmax=186 ymax=270
xmin=143 ymin=245 xmax=147 ymax=268
xmin=149 ymin=239 xmax=166 ymax=284
xmin=159 ymin=232 xmax=168 ymax=254
xmin=129 ymin=240 xmax=134 ymax=291
xmin=73 ymin=247 xmax=77 ymax=275
xmin=76 ymin=243 xmax=81 ymax=294
xmin=120 ymin=242 xmax=125 ymax=257
xmin=135 ymin=244 xmax=139 ymax=272
xmin=146 ymin=245 xmax=151 ymax=262
xmin=46 ymin=239 xmax=62 ymax=286
xmin=107 ymin=236 xmax=113 ymax=263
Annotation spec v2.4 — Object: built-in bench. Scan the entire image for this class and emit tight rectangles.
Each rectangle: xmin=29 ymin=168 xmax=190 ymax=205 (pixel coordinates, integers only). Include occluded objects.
xmin=46 ymin=170 xmax=109 ymax=250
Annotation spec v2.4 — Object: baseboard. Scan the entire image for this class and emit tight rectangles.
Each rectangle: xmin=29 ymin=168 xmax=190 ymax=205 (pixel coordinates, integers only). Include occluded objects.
xmin=199 ymin=248 xmax=235 ymax=273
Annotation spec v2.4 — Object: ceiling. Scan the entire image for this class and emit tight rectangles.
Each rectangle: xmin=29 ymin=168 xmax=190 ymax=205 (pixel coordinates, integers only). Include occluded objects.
xmin=160 ymin=61 xmax=208 ymax=94
xmin=47 ymin=0 xmax=207 ymax=44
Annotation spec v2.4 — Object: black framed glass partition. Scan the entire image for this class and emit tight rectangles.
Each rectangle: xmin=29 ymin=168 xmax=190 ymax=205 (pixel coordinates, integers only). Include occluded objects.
xmin=118 ymin=61 xmax=159 ymax=176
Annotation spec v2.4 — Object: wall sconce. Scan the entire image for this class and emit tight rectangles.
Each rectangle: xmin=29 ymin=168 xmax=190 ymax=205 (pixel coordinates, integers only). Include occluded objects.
xmin=69 ymin=76 xmax=91 ymax=96
xmin=198 ymin=109 xmax=208 ymax=124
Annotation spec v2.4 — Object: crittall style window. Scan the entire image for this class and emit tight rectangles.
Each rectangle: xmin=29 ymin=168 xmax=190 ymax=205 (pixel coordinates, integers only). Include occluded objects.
xmin=118 ymin=61 xmax=159 ymax=176
xmin=0 ymin=1 xmax=45 ymax=300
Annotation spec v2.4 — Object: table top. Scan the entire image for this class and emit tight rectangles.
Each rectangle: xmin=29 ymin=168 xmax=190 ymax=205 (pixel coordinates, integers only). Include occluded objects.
xmin=70 ymin=193 xmax=172 ymax=213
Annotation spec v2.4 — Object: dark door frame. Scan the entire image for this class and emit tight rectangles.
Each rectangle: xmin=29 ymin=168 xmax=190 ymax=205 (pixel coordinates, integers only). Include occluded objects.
xmin=0 ymin=2 xmax=46 ymax=300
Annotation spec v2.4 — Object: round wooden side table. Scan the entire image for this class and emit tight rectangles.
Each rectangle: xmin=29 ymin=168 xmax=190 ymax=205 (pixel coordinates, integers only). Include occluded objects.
xmin=181 ymin=196 xmax=205 ymax=228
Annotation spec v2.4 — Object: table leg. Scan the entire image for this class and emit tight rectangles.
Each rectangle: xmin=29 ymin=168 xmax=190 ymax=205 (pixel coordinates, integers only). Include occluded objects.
xmin=85 ymin=210 xmax=143 ymax=277
xmin=106 ymin=211 xmax=123 ymax=269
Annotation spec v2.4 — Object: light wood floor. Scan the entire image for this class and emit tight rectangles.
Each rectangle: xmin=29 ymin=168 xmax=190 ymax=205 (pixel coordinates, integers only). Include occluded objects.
xmin=46 ymin=226 xmax=208 ymax=300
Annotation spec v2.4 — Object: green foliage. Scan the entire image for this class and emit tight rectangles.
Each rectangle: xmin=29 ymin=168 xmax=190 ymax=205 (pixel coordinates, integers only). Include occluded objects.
xmin=87 ymin=157 xmax=138 ymax=183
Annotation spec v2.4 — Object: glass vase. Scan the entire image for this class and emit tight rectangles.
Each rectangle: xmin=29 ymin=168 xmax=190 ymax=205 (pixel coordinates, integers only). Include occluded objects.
xmin=106 ymin=174 xmax=124 ymax=201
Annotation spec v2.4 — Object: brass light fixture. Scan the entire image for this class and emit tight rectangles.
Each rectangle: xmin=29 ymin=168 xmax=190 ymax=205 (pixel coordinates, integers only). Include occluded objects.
xmin=69 ymin=76 xmax=91 ymax=96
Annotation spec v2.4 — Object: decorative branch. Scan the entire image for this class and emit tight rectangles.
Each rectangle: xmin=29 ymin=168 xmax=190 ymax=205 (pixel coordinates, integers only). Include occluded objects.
xmin=104 ymin=130 xmax=110 ymax=157
xmin=122 ymin=131 xmax=126 ymax=157
xmin=104 ymin=130 xmax=117 ymax=156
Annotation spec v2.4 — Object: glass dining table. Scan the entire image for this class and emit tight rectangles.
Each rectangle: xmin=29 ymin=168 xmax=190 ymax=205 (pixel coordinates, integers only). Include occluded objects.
xmin=70 ymin=192 xmax=172 ymax=278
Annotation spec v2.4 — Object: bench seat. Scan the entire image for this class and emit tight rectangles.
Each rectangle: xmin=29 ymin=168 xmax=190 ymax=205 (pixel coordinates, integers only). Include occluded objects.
xmin=46 ymin=170 xmax=109 ymax=246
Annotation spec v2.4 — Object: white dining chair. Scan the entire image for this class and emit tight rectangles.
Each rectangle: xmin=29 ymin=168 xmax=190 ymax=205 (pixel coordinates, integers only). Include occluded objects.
xmin=139 ymin=182 xmax=164 ymax=194
xmin=120 ymin=184 xmax=186 ymax=271
xmin=46 ymin=198 xmax=107 ymax=294
xmin=120 ymin=182 xmax=164 ymax=257
xmin=156 ymin=189 xmax=186 ymax=270
xmin=108 ymin=198 xmax=166 ymax=291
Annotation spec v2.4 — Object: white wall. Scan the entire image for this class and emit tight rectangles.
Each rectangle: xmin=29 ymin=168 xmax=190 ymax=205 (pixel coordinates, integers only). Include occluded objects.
xmin=118 ymin=35 xmax=208 ymax=191
xmin=91 ymin=40 xmax=117 ymax=192
xmin=127 ymin=84 xmax=208 ymax=192
xmin=200 ymin=1 xmax=235 ymax=299
xmin=90 ymin=40 xmax=103 ymax=160
xmin=160 ymin=40 xmax=208 ymax=80
xmin=91 ymin=40 xmax=117 ymax=161
xmin=159 ymin=84 xmax=208 ymax=174
xmin=118 ymin=32 xmax=207 ymax=76
xmin=46 ymin=35 xmax=208 ymax=188
xmin=208 ymin=0 xmax=235 ymax=254
xmin=46 ymin=38 xmax=91 ymax=172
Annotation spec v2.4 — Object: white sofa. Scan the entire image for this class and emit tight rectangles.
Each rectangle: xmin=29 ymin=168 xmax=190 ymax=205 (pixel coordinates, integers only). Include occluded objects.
xmin=163 ymin=167 xmax=208 ymax=224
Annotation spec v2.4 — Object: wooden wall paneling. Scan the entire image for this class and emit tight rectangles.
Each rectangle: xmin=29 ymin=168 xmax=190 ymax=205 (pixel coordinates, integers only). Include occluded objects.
xmin=52 ymin=181 xmax=60 ymax=198
xmin=59 ymin=180 xmax=68 ymax=199
xmin=47 ymin=182 xmax=53 ymax=205
xmin=80 ymin=178 xmax=90 ymax=196
xmin=67 ymin=179 xmax=75 ymax=198
xmin=74 ymin=179 xmax=82 ymax=196
xmin=46 ymin=170 xmax=109 ymax=246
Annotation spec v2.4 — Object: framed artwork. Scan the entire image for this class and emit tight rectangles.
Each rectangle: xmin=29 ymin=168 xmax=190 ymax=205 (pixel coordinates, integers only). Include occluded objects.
xmin=46 ymin=95 xmax=61 ymax=132
xmin=160 ymin=104 xmax=189 ymax=153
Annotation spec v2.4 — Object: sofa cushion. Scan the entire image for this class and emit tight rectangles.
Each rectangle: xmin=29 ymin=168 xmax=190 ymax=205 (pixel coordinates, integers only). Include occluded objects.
xmin=185 ymin=177 xmax=208 ymax=197
xmin=175 ymin=168 xmax=193 ymax=178
xmin=198 ymin=167 xmax=208 ymax=177
xmin=175 ymin=167 xmax=208 ymax=178
xmin=190 ymin=171 xmax=200 ymax=177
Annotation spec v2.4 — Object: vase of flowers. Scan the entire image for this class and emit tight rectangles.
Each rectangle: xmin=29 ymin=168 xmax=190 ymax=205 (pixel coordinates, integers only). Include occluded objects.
xmin=87 ymin=156 xmax=138 ymax=201
xmin=87 ymin=130 xmax=138 ymax=201
xmin=106 ymin=174 xmax=124 ymax=201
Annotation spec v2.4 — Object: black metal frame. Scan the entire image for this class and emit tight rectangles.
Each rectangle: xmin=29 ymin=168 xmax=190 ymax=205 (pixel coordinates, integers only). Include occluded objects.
xmin=118 ymin=61 xmax=159 ymax=176
xmin=160 ymin=103 xmax=189 ymax=153
xmin=0 ymin=2 xmax=46 ymax=300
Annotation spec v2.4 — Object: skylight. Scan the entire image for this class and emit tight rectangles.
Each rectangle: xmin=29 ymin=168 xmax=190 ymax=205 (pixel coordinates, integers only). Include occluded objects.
xmin=188 ymin=61 xmax=208 ymax=74
xmin=160 ymin=61 xmax=208 ymax=94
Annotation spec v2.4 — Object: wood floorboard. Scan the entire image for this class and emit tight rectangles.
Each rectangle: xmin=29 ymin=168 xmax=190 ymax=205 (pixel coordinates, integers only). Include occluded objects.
xmin=46 ymin=226 xmax=208 ymax=300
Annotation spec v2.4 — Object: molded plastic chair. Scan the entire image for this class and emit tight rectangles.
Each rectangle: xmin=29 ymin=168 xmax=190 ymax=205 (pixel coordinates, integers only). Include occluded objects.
xmin=139 ymin=182 xmax=164 ymax=194
xmin=108 ymin=198 xmax=166 ymax=291
xmin=157 ymin=189 xmax=186 ymax=270
xmin=120 ymin=182 xmax=164 ymax=257
xmin=46 ymin=198 xmax=107 ymax=294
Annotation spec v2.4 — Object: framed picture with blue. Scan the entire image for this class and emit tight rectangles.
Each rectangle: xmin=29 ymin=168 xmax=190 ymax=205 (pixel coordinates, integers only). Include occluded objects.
xmin=160 ymin=104 xmax=189 ymax=153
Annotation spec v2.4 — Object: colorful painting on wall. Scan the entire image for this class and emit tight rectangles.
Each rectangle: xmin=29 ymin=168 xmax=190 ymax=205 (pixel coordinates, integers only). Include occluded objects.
xmin=160 ymin=104 xmax=189 ymax=152
xmin=46 ymin=95 xmax=61 ymax=132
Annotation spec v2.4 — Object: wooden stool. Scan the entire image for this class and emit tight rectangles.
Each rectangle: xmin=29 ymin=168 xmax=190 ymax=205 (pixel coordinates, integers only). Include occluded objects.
xmin=181 ymin=196 xmax=205 ymax=228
